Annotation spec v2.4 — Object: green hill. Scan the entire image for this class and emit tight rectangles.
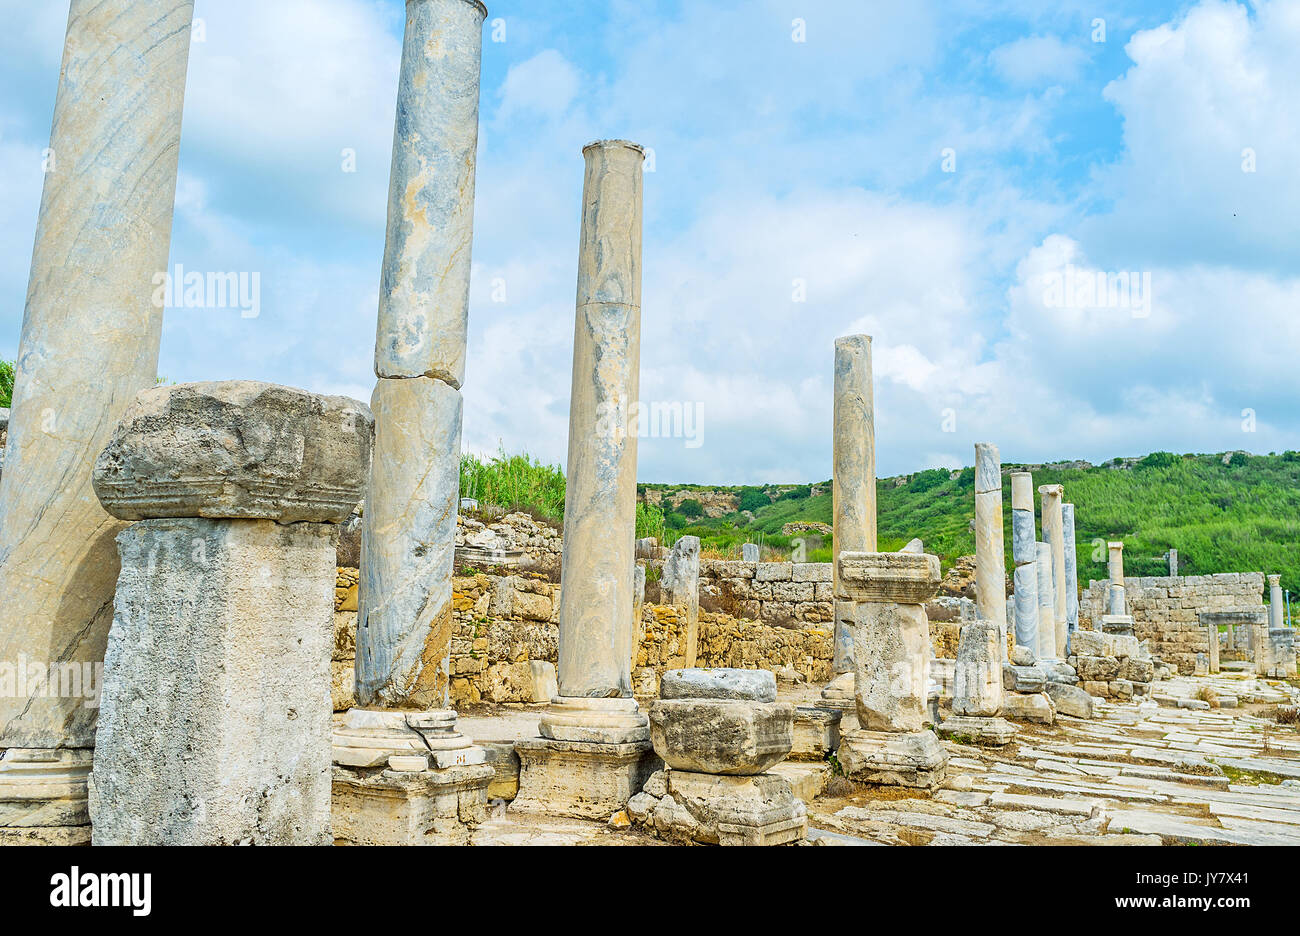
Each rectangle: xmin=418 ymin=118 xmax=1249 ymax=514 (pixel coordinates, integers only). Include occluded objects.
xmin=639 ymin=451 xmax=1300 ymax=594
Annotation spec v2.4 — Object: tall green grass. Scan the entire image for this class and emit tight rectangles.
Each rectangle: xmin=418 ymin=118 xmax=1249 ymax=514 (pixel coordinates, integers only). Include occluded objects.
xmin=0 ymin=359 xmax=14 ymax=409
xmin=459 ymin=447 xmax=565 ymax=523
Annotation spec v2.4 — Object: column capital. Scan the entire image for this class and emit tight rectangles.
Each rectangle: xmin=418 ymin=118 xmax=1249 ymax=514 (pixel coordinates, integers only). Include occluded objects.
xmin=836 ymin=551 xmax=940 ymax=604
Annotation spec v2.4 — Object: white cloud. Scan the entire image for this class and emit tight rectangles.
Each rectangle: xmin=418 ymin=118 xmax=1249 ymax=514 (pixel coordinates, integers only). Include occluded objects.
xmin=990 ymin=35 xmax=1089 ymax=86
xmin=496 ymin=50 xmax=581 ymax=120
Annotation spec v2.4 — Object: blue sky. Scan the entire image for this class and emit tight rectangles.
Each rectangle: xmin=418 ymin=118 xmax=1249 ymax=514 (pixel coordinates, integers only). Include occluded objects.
xmin=1 ymin=0 xmax=1296 ymax=483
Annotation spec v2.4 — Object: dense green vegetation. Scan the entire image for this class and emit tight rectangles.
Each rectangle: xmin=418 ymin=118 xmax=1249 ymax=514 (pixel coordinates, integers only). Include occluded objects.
xmin=1 ymin=359 xmax=13 ymax=408
xmin=638 ymin=452 xmax=1300 ymax=594
xmin=459 ymin=448 xmax=566 ymax=523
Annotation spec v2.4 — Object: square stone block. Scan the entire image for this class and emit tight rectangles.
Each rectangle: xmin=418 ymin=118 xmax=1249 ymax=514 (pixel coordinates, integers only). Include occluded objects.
xmin=331 ymin=763 xmax=492 ymax=846
xmin=649 ymin=699 xmax=793 ymax=775
xmin=837 ymin=729 xmax=949 ymax=789
xmin=511 ymin=738 xmax=658 ymax=820
xmin=791 ymin=706 xmax=842 ymax=760
xmin=937 ymin=715 xmax=1016 ymax=747
xmin=661 ymin=770 xmax=806 ymax=846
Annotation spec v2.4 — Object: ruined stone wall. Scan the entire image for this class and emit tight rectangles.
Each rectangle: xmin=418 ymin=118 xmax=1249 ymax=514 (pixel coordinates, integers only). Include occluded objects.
xmin=697 ymin=560 xmax=833 ymax=627
xmin=455 ymin=511 xmax=563 ymax=571
xmin=331 ymin=567 xmax=833 ymax=711
xmin=1080 ymin=572 xmax=1264 ymax=674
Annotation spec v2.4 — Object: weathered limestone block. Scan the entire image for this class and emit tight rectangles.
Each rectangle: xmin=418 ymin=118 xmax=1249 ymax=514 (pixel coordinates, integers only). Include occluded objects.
xmin=93 ymin=381 xmax=372 ymax=522
xmin=1045 ymin=682 xmax=1094 ymax=719
xmin=0 ymin=0 xmax=195 ymax=755
xmin=742 ymin=543 xmax=760 ymax=562
xmin=511 ymin=738 xmax=659 ymax=820
xmin=331 ymin=762 xmax=492 ymax=847
xmin=357 ymin=375 xmax=462 ymax=709
xmin=1075 ymin=655 xmax=1121 ymax=681
xmin=1001 ymin=691 xmax=1056 ymax=724
xmin=836 ymin=730 xmax=949 ymax=789
xmin=791 ymin=707 xmax=841 ymax=760
xmin=952 ymin=619 xmax=1003 ymax=717
xmin=1002 ymin=663 xmax=1046 ymax=693
xmin=0 ymin=749 xmax=93 ymax=846
xmin=649 ymin=700 xmax=793 ymax=775
xmin=659 ymin=667 xmax=777 ymax=702
xmin=832 ymin=334 xmax=876 ymax=674
xmin=90 ymin=518 xmax=337 ymax=845
xmin=653 ymin=770 xmax=807 ymax=846
xmin=937 ymin=715 xmax=1016 ymax=747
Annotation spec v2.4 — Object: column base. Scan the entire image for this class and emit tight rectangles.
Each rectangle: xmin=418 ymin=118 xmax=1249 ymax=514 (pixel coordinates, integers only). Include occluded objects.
xmin=818 ymin=672 xmax=859 ymax=732
xmin=837 ymin=729 xmax=949 ymax=790
xmin=331 ymin=763 xmax=493 ymax=846
xmin=0 ymin=749 xmax=92 ymax=846
xmin=1100 ymin=615 xmax=1135 ymax=637
xmin=333 ymin=707 xmax=487 ymax=769
xmin=937 ymin=715 xmax=1016 ymax=747
xmin=632 ymin=769 xmax=806 ymax=846
xmin=511 ymin=738 xmax=658 ymax=820
xmin=538 ymin=696 xmax=650 ymax=744
xmin=791 ymin=706 xmax=841 ymax=760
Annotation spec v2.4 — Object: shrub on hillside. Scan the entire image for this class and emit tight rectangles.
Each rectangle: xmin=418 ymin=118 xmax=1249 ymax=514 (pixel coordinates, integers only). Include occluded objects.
xmin=1138 ymin=451 xmax=1178 ymax=469
xmin=636 ymin=501 xmax=666 ymax=542
xmin=738 ymin=486 xmax=769 ymax=513
xmin=1226 ymin=452 xmax=1249 ymax=468
xmin=459 ymin=447 xmax=565 ymax=522
xmin=955 ymin=466 xmax=975 ymax=487
xmin=908 ymin=468 xmax=950 ymax=493
xmin=779 ymin=485 xmax=811 ymax=501
xmin=665 ymin=512 xmax=688 ymax=530
xmin=677 ymin=498 xmax=704 ymax=518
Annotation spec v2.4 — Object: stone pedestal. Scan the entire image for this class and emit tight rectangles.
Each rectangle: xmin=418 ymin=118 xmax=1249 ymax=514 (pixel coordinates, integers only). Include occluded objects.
xmin=0 ymin=0 xmax=195 ymax=842
xmin=742 ymin=542 xmax=760 ymax=562
xmin=1009 ymin=472 xmax=1039 ymax=654
xmin=512 ymin=739 xmax=658 ymax=820
xmin=834 ymin=551 xmax=948 ymax=789
xmin=1101 ymin=614 xmax=1136 ymax=638
xmin=0 ymin=749 xmax=93 ymax=846
xmin=941 ymin=619 xmax=1015 ymax=747
xmin=627 ymin=668 xmax=805 ymax=845
xmin=792 ymin=707 xmax=842 ymax=759
xmin=831 ymin=335 xmax=876 ymax=674
xmin=87 ymin=382 xmax=369 ymax=846
xmin=331 ymin=708 xmax=491 ymax=845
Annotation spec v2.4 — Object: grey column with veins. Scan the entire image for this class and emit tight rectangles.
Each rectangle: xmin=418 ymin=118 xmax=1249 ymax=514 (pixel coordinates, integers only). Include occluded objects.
xmin=831 ymin=335 xmax=875 ymax=674
xmin=1009 ymin=472 xmax=1039 ymax=653
xmin=1039 ymin=484 xmax=1067 ymax=659
xmin=1270 ymin=574 xmax=1284 ymax=630
xmin=356 ymin=0 xmax=487 ymax=710
xmin=1062 ymin=503 xmax=1079 ymax=654
xmin=1036 ymin=541 xmax=1057 ymax=659
xmin=973 ymin=443 xmax=1007 ymax=659
xmin=0 ymin=0 xmax=195 ymax=751
xmin=553 ymin=140 xmax=646 ymax=701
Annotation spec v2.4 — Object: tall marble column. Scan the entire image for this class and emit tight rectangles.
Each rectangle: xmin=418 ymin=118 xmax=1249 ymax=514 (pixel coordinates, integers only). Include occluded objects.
xmin=0 ymin=0 xmax=194 ymax=847
xmin=1062 ymin=503 xmax=1080 ymax=654
xmin=513 ymin=142 xmax=657 ymax=820
xmin=662 ymin=536 xmax=701 ymax=667
xmin=356 ymin=0 xmax=487 ymax=711
xmin=1039 ymin=483 xmax=1067 ymax=658
xmin=1269 ymin=574 xmax=1284 ymax=631
xmin=1009 ymin=472 xmax=1039 ymax=653
xmin=1107 ymin=541 xmax=1126 ymax=616
xmin=333 ymin=0 xmax=493 ymax=847
xmin=1036 ymin=542 xmax=1057 ymax=659
xmin=831 ymin=335 xmax=875 ymax=674
xmin=973 ymin=443 xmax=1007 ymax=659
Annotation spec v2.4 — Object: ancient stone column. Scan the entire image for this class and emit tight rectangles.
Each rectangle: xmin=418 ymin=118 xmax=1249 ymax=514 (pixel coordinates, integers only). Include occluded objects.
xmin=1036 ymin=542 xmax=1057 ymax=659
xmin=356 ymin=0 xmax=487 ymax=712
xmin=1062 ymin=503 xmax=1080 ymax=653
xmin=1009 ymin=472 xmax=1039 ymax=654
xmin=835 ymin=552 xmax=948 ymax=789
xmin=1039 ymin=484 xmax=1067 ymax=656
xmin=333 ymin=0 xmax=494 ymax=846
xmin=973 ymin=443 xmax=1007 ymax=658
xmin=87 ymin=382 xmax=370 ymax=845
xmin=1269 ymin=574 xmax=1284 ymax=631
xmin=1168 ymin=548 xmax=1178 ymax=577
xmin=1107 ymin=541 xmax=1126 ymax=617
xmin=0 ymin=0 xmax=195 ymax=847
xmin=663 ymin=536 xmax=701 ymax=667
xmin=514 ymin=141 xmax=657 ymax=819
xmin=831 ymin=335 xmax=876 ymax=675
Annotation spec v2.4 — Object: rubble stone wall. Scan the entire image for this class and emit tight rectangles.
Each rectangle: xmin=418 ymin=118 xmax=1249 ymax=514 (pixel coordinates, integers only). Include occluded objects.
xmin=696 ymin=560 xmax=834 ymax=628
xmin=1079 ymin=572 xmax=1265 ymax=674
xmin=330 ymin=567 xmax=834 ymax=711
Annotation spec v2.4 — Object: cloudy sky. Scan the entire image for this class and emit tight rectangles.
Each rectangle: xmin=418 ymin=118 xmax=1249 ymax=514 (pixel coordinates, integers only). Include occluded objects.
xmin=1 ymin=0 xmax=1295 ymax=483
